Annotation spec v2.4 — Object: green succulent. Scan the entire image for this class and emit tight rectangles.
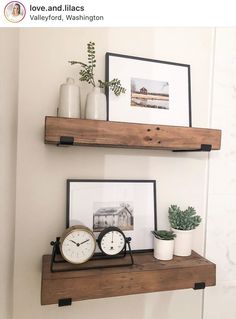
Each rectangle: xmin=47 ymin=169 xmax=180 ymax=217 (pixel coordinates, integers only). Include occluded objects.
xmin=168 ymin=205 xmax=202 ymax=230
xmin=69 ymin=41 xmax=126 ymax=96
xmin=151 ymin=230 xmax=176 ymax=240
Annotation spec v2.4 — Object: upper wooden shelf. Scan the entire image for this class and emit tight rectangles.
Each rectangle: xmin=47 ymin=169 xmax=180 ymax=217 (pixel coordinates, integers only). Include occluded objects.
xmin=41 ymin=251 xmax=216 ymax=306
xmin=44 ymin=116 xmax=221 ymax=151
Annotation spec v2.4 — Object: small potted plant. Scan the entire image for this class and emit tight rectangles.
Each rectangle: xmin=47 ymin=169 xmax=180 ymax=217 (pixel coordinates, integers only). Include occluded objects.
xmin=69 ymin=41 xmax=126 ymax=120
xmin=168 ymin=205 xmax=202 ymax=256
xmin=151 ymin=230 xmax=176 ymax=261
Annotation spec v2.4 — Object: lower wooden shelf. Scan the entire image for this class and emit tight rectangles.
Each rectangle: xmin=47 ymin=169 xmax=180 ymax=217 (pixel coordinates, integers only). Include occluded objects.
xmin=41 ymin=251 xmax=216 ymax=306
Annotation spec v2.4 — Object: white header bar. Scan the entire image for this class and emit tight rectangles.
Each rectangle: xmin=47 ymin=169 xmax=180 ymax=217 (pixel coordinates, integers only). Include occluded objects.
xmin=0 ymin=0 xmax=236 ymax=27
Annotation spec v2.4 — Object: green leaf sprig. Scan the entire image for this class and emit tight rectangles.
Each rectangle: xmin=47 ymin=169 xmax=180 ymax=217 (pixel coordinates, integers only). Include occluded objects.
xmin=69 ymin=42 xmax=126 ymax=96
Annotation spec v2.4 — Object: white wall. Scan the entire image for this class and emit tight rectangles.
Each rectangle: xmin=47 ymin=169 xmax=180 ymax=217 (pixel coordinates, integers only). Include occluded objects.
xmin=4 ymin=26 xmax=236 ymax=319
xmin=204 ymin=28 xmax=236 ymax=319
xmin=0 ymin=29 xmax=19 ymax=319
xmin=10 ymin=28 xmax=214 ymax=319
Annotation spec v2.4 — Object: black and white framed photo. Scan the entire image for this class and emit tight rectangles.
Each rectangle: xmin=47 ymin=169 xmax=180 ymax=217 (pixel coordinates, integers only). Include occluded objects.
xmin=67 ymin=179 xmax=157 ymax=252
xmin=106 ymin=53 xmax=192 ymax=127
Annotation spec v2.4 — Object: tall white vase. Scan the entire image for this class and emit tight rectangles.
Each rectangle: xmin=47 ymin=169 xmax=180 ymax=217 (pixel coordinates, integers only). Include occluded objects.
xmin=85 ymin=87 xmax=106 ymax=120
xmin=58 ymin=78 xmax=81 ymax=118
xmin=153 ymin=237 xmax=174 ymax=261
xmin=171 ymin=228 xmax=194 ymax=256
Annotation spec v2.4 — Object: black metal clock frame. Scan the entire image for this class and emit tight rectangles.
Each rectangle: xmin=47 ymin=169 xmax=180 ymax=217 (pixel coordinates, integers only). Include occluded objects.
xmin=50 ymin=235 xmax=134 ymax=273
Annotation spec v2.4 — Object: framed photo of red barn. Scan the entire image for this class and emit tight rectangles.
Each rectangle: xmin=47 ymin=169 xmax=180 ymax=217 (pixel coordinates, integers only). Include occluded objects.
xmin=67 ymin=179 xmax=157 ymax=252
xmin=105 ymin=53 xmax=192 ymax=127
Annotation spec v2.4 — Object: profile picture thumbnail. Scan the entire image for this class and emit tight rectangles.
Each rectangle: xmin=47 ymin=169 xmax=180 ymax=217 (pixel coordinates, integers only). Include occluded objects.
xmin=4 ymin=1 xmax=26 ymax=23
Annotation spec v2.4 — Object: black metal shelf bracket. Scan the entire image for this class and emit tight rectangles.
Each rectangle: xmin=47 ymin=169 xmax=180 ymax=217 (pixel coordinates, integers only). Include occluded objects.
xmin=58 ymin=298 xmax=72 ymax=307
xmin=57 ymin=136 xmax=74 ymax=146
xmin=193 ymin=282 xmax=206 ymax=290
xmin=173 ymin=144 xmax=212 ymax=153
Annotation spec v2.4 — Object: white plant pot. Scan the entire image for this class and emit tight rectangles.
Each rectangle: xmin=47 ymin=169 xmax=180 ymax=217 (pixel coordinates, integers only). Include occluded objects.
xmin=171 ymin=228 xmax=194 ymax=256
xmin=153 ymin=237 xmax=174 ymax=261
xmin=85 ymin=87 xmax=106 ymax=120
xmin=58 ymin=78 xmax=81 ymax=118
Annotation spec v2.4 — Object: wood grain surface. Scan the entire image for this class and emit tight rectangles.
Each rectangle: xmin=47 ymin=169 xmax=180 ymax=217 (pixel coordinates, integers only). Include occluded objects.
xmin=41 ymin=251 xmax=216 ymax=305
xmin=44 ymin=116 xmax=221 ymax=151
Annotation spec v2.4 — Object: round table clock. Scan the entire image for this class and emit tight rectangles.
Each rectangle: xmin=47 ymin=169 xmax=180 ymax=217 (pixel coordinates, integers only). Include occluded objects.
xmin=59 ymin=225 xmax=96 ymax=264
xmin=97 ymin=226 xmax=126 ymax=256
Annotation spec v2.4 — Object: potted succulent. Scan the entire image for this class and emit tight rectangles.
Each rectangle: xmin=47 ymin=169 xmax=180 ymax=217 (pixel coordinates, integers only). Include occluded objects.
xmin=168 ymin=205 xmax=202 ymax=256
xmin=69 ymin=41 xmax=126 ymax=120
xmin=151 ymin=230 xmax=176 ymax=261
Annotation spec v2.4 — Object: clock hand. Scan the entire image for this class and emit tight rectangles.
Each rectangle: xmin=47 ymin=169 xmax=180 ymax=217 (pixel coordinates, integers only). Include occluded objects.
xmin=70 ymin=240 xmax=77 ymax=245
xmin=79 ymin=239 xmax=90 ymax=245
xmin=111 ymin=231 xmax=114 ymax=243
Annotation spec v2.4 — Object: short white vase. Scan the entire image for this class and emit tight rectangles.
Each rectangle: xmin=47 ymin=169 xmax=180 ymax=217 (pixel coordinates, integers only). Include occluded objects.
xmin=171 ymin=228 xmax=194 ymax=256
xmin=85 ymin=87 xmax=106 ymax=120
xmin=153 ymin=237 xmax=174 ymax=261
xmin=58 ymin=77 xmax=81 ymax=118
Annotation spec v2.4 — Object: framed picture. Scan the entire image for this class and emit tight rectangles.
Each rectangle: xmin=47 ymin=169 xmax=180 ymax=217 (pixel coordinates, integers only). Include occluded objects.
xmin=106 ymin=53 xmax=192 ymax=127
xmin=67 ymin=179 xmax=157 ymax=252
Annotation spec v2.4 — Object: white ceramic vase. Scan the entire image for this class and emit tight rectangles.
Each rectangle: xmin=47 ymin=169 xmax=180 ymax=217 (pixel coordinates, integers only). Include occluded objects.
xmin=58 ymin=78 xmax=81 ymax=118
xmin=85 ymin=87 xmax=106 ymax=120
xmin=153 ymin=237 xmax=174 ymax=261
xmin=171 ymin=228 xmax=194 ymax=256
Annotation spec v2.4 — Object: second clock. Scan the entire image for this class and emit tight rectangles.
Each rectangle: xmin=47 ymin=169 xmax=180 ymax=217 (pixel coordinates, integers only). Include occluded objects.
xmin=97 ymin=226 xmax=126 ymax=256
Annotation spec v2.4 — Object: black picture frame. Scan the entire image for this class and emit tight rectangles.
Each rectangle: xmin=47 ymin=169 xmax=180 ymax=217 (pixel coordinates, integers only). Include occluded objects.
xmin=105 ymin=52 xmax=192 ymax=127
xmin=67 ymin=179 xmax=157 ymax=252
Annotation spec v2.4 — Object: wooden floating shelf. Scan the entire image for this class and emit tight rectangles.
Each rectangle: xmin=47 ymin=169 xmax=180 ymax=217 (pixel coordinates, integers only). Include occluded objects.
xmin=41 ymin=251 xmax=216 ymax=306
xmin=44 ymin=116 xmax=221 ymax=151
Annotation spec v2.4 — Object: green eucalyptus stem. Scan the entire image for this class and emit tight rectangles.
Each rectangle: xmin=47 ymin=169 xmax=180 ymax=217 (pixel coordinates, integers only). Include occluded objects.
xmin=68 ymin=41 xmax=126 ymax=96
xmin=86 ymin=41 xmax=96 ymax=87
xmin=98 ymin=79 xmax=126 ymax=96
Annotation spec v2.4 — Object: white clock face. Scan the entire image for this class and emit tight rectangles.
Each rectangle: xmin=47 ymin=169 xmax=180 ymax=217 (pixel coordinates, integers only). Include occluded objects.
xmin=61 ymin=228 xmax=96 ymax=264
xmin=100 ymin=230 xmax=125 ymax=255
